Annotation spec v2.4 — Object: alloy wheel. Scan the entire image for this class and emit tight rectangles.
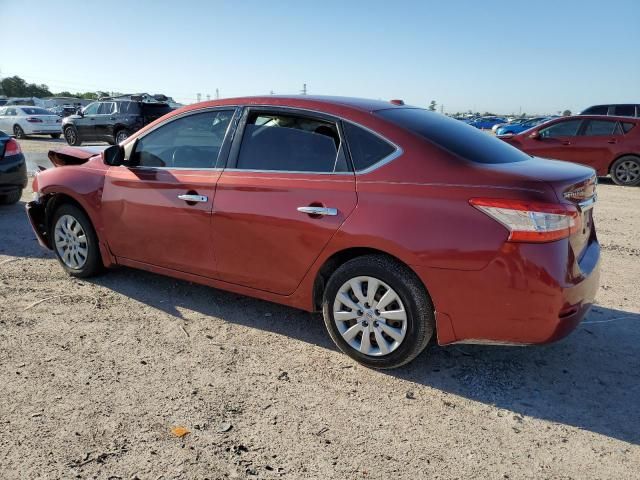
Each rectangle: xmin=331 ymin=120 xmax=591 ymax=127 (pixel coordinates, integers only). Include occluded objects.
xmin=332 ymin=276 xmax=407 ymax=356
xmin=65 ymin=128 xmax=77 ymax=145
xmin=53 ymin=214 xmax=89 ymax=270
xmin=116 ymin=131 xmax=129 ymax=143
xmin=615 ymin=159 xmax=640 ymax=184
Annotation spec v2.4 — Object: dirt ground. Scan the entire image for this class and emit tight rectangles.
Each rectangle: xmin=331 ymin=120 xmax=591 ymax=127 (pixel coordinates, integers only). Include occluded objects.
xmin=1 ymin=138 xmax=639 ymax=479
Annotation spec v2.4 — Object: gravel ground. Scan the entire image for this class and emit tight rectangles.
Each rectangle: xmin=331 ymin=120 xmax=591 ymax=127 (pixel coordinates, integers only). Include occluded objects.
xmin=1 ymin=139 xmax=639 ymax=479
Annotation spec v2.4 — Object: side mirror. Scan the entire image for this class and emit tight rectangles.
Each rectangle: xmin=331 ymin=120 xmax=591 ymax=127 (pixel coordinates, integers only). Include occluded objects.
xmin=528 ymin=130 xmax=540 ymax=140
xmin=76 ymin=109 xmax=84 ymax=116
xmin=103 ymin=145 xmax=124 ymax=166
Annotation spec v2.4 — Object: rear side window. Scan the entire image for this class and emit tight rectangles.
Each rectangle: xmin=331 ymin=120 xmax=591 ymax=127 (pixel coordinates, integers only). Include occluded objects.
xmin=235 ymin=112 xmax=346 ymax=173
xmin=540 ymin=120 xmax=582 ymax=138
xmin=21 ymin=107 xmax=51 ymax=115
xmin=377 ymin=108 xmax=530 ymax=164
xmin=582 ymin=120 xmax=617 ymax=136
xmin=98 ymin=102 xmax=115 ymax=115
xmin=613 ymin=105 xmax=635 ymax=117
xmin=343 ymin=122 xmax=396 ymax=171
xmin=582 ymin=105 xmax=608 ymax=115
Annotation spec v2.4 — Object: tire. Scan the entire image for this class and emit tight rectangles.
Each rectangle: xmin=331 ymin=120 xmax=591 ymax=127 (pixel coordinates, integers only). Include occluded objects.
xmin=0 ymin=189 xmax=22 ymax=205
xmin=13 ymin=124 xmax=26 ymax=139
xmin=50 ymin=204 xmax=103 ymax=277
xmin=322 ymin=255 xmax=435 ymax=369
xmin=610 ymin=155 xmax=640 ymax=186
xmin=114 ymin=129 xmax=129 ymax=144
xmin=64 ymin=126 xmax=82 ymax=146
xmin=50 ymin=133 xmax=61 ymax=139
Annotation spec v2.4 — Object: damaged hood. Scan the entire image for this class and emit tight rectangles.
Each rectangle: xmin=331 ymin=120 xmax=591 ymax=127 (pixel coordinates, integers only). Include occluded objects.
xmin=48 ymin=146 xmax=108 ymax=167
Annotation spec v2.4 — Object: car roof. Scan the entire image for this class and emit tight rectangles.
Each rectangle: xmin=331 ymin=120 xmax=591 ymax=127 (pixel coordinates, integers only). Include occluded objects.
xmin=560 ymin=114 xmax=638 ymax=122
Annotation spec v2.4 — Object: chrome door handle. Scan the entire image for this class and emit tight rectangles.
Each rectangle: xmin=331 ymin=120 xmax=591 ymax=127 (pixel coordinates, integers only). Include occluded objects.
xmin=297 ymin=206 xmax=338 ymax=216
xmin=178 ymin=194 xmax=208 ymax=203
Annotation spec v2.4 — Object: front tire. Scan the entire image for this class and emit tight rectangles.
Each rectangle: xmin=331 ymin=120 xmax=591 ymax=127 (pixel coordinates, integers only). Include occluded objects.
xmin=64 ymin=126 xmax=82 ymax=146
xmin=0 ymin=189 xmax=22 ymax=205
xmin=50 ymin=204 xmax=103 ymax=277
xmin=13 ymin=125 xmax=26 ymax=139
xmin=114 ymin=129 xmax=129 ymax=144
xmin=610 ymin=155 xmax=640 ymax=186
xmin=322 ymin=255 xmax=435 ymax=369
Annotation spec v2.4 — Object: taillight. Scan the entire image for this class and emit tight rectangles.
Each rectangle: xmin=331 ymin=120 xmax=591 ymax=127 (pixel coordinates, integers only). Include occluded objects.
xmin=469 ymin=198 xmax=580 ymax=243
xmin=26 ymin=117 xmax=43 ymax=123
xmin=4 ymin=138 xmax=22 ymax=156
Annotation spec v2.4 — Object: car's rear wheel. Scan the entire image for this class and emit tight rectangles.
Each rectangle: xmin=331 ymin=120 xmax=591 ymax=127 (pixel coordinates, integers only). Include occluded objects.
xmin=50 ymin=133 xmax=61 ymax=139
xmin=322 ymin=255 xmax=435 ymax=369
xmin=50 ymin=204 xmax=103 ymax=277
xmin=115 ymin=129 xmax=129 ymax=144
xmin=13 ymin=125 xmax=26 ymax=139
xmin=64 ymin=126 xmax=81 ymax=146
xmin=610 ymin=156 xmax=640 ymax=186
xmin=0 ymin=189 xmax=22 ymax=205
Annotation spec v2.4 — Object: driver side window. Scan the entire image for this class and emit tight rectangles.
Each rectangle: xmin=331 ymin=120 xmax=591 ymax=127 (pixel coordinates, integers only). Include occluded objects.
xmin=539 ymin=120 xmax=582 ymax=138
xmin=131 ymin=110 xmax=234 ymax=169
xmin=83 ymin=103 xmax=100 ymax=115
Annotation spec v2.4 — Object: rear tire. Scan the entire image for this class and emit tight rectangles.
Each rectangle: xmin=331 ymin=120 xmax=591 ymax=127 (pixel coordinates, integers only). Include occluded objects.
xmin=114 ymin=129 xmax=129 ymax=144
xmin=0 ymin=189 xmax=22 ymax=205
xmin=50 ymin=133 xmax=61 ymax=139
xmin=64 ymin=126 xmax=81 ymax=146
xmin=13 ymin=125 xmax=26 ymax=139
xmin=610 ymin=155 xmax=640 ymax=186
xmin=50 ymin=204 xmax=104 ymax=277
xmin=322 ymin=255 xmax=435 ymax=369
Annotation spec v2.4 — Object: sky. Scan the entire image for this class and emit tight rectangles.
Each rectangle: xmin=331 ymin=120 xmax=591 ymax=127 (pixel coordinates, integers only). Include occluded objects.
xmin=1 ymin=0 xmax=638 ymax=114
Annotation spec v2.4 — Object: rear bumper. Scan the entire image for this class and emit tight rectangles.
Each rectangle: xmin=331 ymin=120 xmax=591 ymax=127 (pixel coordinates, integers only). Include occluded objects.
xmin=415 ymin=238 xmax=600 ymax=346
xmin=0 ymin=153 xmax=28 ymax=191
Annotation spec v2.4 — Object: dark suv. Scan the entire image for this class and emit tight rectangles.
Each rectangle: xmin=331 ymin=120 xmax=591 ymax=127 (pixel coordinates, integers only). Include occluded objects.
xmin=579 ymin=104 xmax=639 ymax=117
xmin=62 ymin=100 xmax=173 ymax=145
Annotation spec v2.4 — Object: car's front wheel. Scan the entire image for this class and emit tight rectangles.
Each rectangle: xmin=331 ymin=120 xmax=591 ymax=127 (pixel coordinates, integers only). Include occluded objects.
xmin=13 ymin=125 xmax=26 ymax=139
xmin=114 ymin=129 xmax=129 ymax=144
xmin=610 ymin=155 xmax=640 ymax=186
xmin=64 ymin=126 xmax=82 ymax=146
xmin=50 ymin=204 xmax=103 ymax=277
xmin=322 ymin=255 xmax=435 ymax=369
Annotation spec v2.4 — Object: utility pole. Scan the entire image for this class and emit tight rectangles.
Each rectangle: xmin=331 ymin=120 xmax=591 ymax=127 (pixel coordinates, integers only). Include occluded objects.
xmin=440 ymin=104 xmax=444 ymax=114
xmin=206 ymin=94 xmax=211 ymax=101
xmin=215 ymin=88 xmax=219 ymax=100
xmin=196 ymin=93 xmax=201 ymax=103
xmin=270 ymin=90 xmax=274 ymax=95
xmin=301 ymin=83 xmax=307 ymax=95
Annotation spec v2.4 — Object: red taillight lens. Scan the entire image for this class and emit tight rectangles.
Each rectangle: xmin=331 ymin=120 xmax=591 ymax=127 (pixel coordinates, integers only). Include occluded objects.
xmin=4 ymin=138 xmax=22 ymax=156
xmin=469 ymin=198 xmax=580 ymax=243
xmin=26 ymin=117 xmax=43 ymax=123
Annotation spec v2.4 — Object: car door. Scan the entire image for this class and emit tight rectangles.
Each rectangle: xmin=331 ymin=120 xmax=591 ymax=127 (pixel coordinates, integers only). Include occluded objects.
xmin=211 ymin=107 xmax=358 ymax=295
xmin=570 ymin=119 xmax=623 ymax=171
xmin=94 ymin=101 xmax=116 ymax=140
xmin=526 ymin=119 xmax=584 ymax=162
xmin=101 ymin=108 xmax=238 ymax=277
xmin=75 ymin=102 xmax=100 ymax=139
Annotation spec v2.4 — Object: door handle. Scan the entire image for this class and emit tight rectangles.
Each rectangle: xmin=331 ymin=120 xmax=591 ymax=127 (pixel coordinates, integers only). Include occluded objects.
xmin=178 ymin=194 xmax=208 ymax=203
xmin=562 ymin=141 xmax=571 ymax=145
xmin=607 ymin=139 xmax=617 ymax=144
xmin=297 ymin=206 xmax=338 ymax=216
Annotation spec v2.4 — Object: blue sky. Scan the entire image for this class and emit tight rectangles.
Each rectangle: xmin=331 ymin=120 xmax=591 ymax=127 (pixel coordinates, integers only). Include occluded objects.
xmin=1 ymin=0 xmax=638 ymax=114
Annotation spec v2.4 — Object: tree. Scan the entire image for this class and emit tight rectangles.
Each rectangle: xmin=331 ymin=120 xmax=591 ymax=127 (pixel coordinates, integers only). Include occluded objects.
xmin=428 ymin=100 xmax=437 ymax=111
xmin=562 ymin=109 xmax=572 ymax=116
xmin=55 ymin=91 xmax=74 ymax=97
xmin=0 ymin=75 xmax=52 ymax=97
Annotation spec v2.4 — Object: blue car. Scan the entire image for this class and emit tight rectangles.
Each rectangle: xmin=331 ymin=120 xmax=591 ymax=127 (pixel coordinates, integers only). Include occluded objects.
xmin=466 ymin=116 xmax=508 ymax=129
xmin=495 ymin=117 xmax=550 ymax=135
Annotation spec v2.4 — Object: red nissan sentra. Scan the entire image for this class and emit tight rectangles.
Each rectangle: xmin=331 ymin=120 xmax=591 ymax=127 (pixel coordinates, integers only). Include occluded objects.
xmin=26 ymin=96 xmax=600 ymax=369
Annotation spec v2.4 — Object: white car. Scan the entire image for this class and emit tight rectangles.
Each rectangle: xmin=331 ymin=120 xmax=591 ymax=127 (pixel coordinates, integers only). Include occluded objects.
xmin=0 ymin=106 xmax=62 ymax=139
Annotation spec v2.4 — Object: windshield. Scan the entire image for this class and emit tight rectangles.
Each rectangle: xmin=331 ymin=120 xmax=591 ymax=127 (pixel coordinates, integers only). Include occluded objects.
xmin=377 ymin=108 xmax=530 ymax=164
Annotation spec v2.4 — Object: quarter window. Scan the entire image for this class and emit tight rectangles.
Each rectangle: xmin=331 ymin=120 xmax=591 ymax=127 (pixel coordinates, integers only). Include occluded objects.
xmin=582 ymin=120 xmax=617 ymax=136
xmin=235 ymin=112 xmax=346 ymax=172
xmin=621 ymin=122 xmax=636 ymax=134
xmin=131 ymin=110 xmax=234 ymax=169
xmin=343 ymin=122 xmax=396 ymax=171
xmin=539 ymin=120 xmax=582 ymax=138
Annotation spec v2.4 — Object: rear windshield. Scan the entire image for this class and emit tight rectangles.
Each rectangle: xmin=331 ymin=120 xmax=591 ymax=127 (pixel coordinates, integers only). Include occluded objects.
xmin=377 ymin=108 xmax=530 ymax=164
xmin=21 ymin=107 xmax=51 ymax=115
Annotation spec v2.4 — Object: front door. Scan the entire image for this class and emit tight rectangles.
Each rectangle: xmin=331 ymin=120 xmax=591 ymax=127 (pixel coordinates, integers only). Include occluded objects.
xmin=528 ymin=118 xmax=584 ymax=162
xmin=76 ymin=102 xmax=100 ymax=139
xmin=101 ymin=108 xmax=237 ymax=277
xmin=212 ymin=108 xmax=358 ymax=295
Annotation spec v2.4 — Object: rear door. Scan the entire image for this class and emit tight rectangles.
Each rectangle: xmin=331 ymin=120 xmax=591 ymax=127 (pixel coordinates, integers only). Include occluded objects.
xmin=571 ymin=118 xmax=622 ymax=172
xmin=101 ymin=108 xmax=237 ymax=277
xmin=94 ymin=101 xmax=116 ymax=140
xmin=211 ymin=107 xmax=357 ymax=295
xmin=528 ymin=119 xmax=584 ymax=162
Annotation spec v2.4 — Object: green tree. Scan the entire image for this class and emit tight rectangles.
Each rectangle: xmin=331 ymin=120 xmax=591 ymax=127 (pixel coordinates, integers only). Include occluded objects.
xmin=0 ymin=75 xmax=52 ymax=97
xmin=428 ymin=100 xmax=437 ymax=111
xmin=55 ymin=91 xmax=74 ymax=97
xmin=562 ymin=109 xmax=572 ymax=116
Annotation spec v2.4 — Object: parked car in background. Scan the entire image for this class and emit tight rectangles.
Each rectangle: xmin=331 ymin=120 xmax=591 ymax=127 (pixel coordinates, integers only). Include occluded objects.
xmin=27 ymin=96 xmax=600 ymax=369
xmin=491 ymin=117 xmax=528 ymax=133
xmin=62 ymin=99 xmax=174 ymax=146
xmin=0 ymin=106 xmax=62 ymax=139
xmin=579 ymin=104 xmax=639 ymax=117
xmin=48 ymin=105 xmax=78 ymax=118
xmin=466 ymin=116 xmax=507 ymax=129
xmin=501 ymin=115 xmax=640 ymax=186
xmin=0 ymin=129 xmax=27 ymax=204
xmin=495 ymin=117 xmax=550 ymax=135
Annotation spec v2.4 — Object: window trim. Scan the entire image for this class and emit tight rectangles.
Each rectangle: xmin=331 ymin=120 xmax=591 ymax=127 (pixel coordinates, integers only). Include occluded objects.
xmin=579 ymin=118 xmax=619 ymax=137
xmin=539 ymin=118 xmax=585 ymax=138
xmin=341 ymin=120 xmax=403 ymax=174
xmin=121 ymin=106 xmax=241 ymax=171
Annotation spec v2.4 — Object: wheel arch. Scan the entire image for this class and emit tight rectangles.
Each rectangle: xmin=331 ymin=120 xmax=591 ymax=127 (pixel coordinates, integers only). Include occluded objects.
xmin=608 ymin=152 xmax=640 ymax=174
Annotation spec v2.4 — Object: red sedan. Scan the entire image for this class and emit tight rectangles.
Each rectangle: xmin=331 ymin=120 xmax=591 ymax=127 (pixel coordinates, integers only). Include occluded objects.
xmin=26 ymin=96 xmax=600 ymax=369
xmin=500 ymin=115 xmax=640 ymax=186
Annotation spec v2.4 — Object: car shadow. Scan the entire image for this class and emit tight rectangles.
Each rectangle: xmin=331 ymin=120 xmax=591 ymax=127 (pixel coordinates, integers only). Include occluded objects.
xmin=0 ymin=200 xmax=53 ymax=261
xmin=88 ymin=266 xmax=640 ymax=446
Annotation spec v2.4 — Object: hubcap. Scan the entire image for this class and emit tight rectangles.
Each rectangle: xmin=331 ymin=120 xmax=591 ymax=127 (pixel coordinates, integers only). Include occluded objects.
xmin=333 ymin=276 xmax=407 ymax=357
xmin=54 ymin=215 xmax=88 ymax=269
xmin=116 ymin=131 xmax=128 ymax=143
xmin=66 ymin=129 xmax=76 ymax=144
xmin=615 ymin=160 xmax=640 ymax=184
